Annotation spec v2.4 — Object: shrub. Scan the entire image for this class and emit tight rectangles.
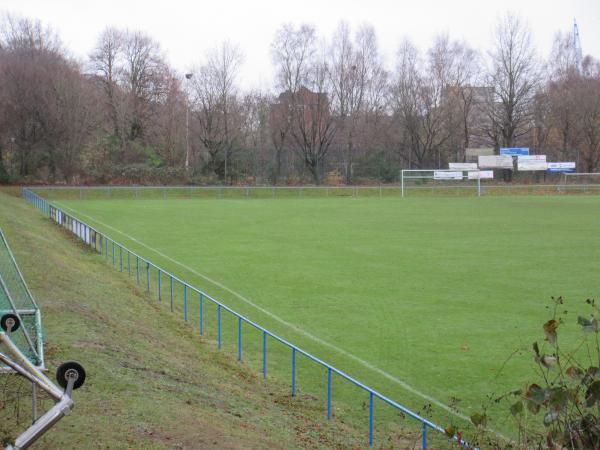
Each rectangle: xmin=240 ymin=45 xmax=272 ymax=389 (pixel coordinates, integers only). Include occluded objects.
xmin=453 ymin=297 xmax=600 ymax=449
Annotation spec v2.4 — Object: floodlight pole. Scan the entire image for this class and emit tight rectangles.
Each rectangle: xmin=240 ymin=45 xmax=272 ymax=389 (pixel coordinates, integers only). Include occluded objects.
xmin=184 ymin=73 xmax=193 ymax=171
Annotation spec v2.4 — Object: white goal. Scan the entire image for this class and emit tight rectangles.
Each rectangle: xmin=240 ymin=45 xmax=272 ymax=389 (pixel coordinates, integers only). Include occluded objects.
xmin=560 ymin=173 xmax=600 ymax=194
xmin=400 ymin=169 xmax=492 ymax=197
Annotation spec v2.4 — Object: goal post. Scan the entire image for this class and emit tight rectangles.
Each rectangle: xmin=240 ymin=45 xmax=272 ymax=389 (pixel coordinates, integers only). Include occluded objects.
xmin=400 ymin=169 xmax=488 ymax=197
xmin=560 ymin=173 xmax=600 ymax=194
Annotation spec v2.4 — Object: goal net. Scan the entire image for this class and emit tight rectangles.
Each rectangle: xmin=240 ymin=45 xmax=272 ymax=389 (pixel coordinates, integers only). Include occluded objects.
xmin=400 ymin=169 xmax=491 ymax=197
xmin=0 ymin=228 xmax=86 ymax=448
xmin=560 ymin=173 xmax=600 ymax=194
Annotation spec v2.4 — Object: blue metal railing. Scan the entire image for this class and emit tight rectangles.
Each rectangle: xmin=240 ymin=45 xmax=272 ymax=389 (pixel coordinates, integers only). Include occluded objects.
xmin=22 ymin=187 xmax=473 ymax=448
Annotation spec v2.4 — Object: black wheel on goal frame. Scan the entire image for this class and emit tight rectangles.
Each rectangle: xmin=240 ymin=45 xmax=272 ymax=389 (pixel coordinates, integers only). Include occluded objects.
xmin=0 ymin=313 xmax=20 ymax=333
xmin=56 ymin=361 xmax=86 ymax=390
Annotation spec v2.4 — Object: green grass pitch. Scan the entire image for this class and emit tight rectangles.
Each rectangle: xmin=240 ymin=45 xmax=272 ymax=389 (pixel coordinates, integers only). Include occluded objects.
xmin=52 ymin=195 xmax=600 ymax=436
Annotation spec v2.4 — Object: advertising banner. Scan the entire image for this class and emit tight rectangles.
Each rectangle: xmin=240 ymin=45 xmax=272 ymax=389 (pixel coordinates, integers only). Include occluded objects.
xmin=547 ymin=162 xmax=576 ymax=173
xmin=518 ymin=155 xmax=547 ymax=171
xmin=449 ymin=163 xmax=478 ymax=170
xmin=468 ymin=170 xmax=494 ymax=180
xmin=500 ymin=147 xmax=530 ymax=156
xmin=434 ymin=171 xmax=463 ymax=180
xmin=478 ymin=155 xmax=514 ymax=169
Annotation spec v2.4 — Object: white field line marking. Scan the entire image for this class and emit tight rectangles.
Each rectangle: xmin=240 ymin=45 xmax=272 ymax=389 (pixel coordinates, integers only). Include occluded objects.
xmin=57 ymin=202 xmax=474 ymax=424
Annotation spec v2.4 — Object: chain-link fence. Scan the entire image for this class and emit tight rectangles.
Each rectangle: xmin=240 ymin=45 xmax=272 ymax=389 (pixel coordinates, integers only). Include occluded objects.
xmin=25 ymin=181 xmax=600 ymax=202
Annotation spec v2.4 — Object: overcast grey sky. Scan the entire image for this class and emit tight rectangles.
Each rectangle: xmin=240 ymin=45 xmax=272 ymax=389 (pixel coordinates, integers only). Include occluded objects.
xmin=3 ymin=0 xmax=599 ymax=90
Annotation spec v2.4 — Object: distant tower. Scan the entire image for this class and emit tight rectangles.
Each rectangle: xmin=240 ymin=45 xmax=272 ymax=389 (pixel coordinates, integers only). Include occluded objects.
xmin=573 ymin=19 xmax=583 ymax=72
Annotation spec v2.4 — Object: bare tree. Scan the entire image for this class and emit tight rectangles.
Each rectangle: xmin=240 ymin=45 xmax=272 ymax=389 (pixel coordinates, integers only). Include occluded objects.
xmin=540 ymin=32 xmax=588 ymax=162
xmin=270 ymin=24 xmax=317 ymax=183
xmin=0 ymin=14 xmax=61 ymax=177
xmin=90 ymin=27 xmax=170 ymax=164
xmin=390 ymin=38 xmax=459 ymax=168
xmin=271 ymin=24 xmax=336 ymax=183
xmin=238 ymin=91 xmax=272 ymax=183
xmin=575 ymin=58 xmax=600 ymax=171
xmin=547 ymin=31 xmax=581 ymax=81
xmin=327 ymin=23 xmax=387 ymax=182
xmin=190 ymin=42 xmax=244 ymax=182
xmin=122 ymin=31 xmax=170 ymax=142
xmin=293 ymin=59 xmax=336 ymax=183
xmin=0 ymin=14 xmax=96 ymax=181
xmin=486 ymin=14 xmax=540 ymax=148
xmin=89 ymin=27 xmax=127 ymax=154
xmin=428 ymin=34 xmax=482 ymax=160
xmin=146 ymin=71 xmax=186 ymax=168
xmin=40 ymin=63 xmax=99 ymax=181
xmin=328 ymin=22 xmax=354 ymax=180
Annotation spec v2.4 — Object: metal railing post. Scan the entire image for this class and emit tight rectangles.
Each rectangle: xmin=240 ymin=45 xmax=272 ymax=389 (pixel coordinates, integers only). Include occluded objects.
xmin=184 ymin=285 xmax=188 ymax=321
xmin=199 ymin=293 xmax=204 ymax=335
xmin=146 ymin=263 xmax=150 ymax=291
xmin=262 ymin=331 xmax=267 ymax=378
xmin=291 ymin=348 xmax=296 ymax=396
xmin=237 ymin=317 xmax=242 ymax=361
xmin=369 ymin=392 xmax=374 ymax=447
xmin=327 ymin=368 xmax=332 ymax=419
xmin=158 ymin=270 xmax=162 ymax=301
xmin=217 ymin=305 xmax=222 ymax=349
xmin=170 ymin=276 xmax=174 ymax=312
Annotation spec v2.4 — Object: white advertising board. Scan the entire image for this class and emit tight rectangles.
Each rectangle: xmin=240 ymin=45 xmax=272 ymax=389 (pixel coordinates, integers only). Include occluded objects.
xmin=518 ymin=155 xmax=547 ymax=161
xmin=449 ymin=163 xmax=478 ymax=170
xmin=468 ymin=170 xmax=494 ymax=180
xmin=478 ymin=155 xmax=513 ymax=169
xmin=434 ymin=171 xmax=463 ymax=180
xmin=518 ymin=155 xmax=547 ymax=171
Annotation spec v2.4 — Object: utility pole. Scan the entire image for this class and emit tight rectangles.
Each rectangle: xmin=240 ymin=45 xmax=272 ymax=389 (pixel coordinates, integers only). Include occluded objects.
xmin=184 ymin=73 xmax=193 ymax=170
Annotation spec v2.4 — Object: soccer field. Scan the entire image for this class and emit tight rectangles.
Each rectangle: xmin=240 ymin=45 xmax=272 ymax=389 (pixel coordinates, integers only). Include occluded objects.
xmin=52 ymin=195 xmax=600 ymax=435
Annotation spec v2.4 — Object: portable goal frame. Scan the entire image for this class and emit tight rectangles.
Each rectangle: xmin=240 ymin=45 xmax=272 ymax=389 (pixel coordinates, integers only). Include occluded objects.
xmin=400 ymin=169 xmax=484 ymax=197
xmin=0 ymin=229 xmax=85 ymax=450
